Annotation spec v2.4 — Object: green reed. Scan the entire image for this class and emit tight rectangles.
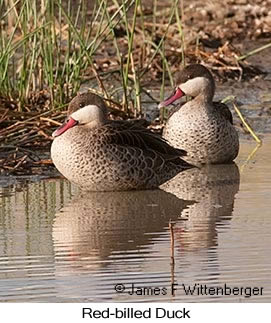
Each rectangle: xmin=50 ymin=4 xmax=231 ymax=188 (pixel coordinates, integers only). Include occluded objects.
xmin=0 ymin=0 xmax=185 ymax=114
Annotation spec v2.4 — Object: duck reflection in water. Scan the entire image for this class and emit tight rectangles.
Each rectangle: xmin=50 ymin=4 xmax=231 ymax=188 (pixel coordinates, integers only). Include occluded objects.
xmin=53 ymin=189 xmax=193 ymax=272
xmin=161 ymin=163 xmax=240 ymax=252
xmin=53 ymin=163 xmax=239 ymax=274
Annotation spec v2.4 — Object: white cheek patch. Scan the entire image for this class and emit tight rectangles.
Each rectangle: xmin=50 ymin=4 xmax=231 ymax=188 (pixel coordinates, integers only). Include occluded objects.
xmin=70 ymin=105 xmax=100 ymax=124
xmin=179 ymin=77 xmax=207 ymax=96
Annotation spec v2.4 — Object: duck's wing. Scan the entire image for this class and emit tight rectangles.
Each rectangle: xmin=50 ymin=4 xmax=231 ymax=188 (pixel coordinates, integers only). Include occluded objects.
xmin=103 ymin=119 xmax=188 ymax=161
xmin=214 ymin=101 xmax=233 ymax=125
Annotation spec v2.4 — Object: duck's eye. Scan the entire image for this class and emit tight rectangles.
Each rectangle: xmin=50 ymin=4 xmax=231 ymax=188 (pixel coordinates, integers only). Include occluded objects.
xmin=79 ymin=103 xmax=83 ymax=108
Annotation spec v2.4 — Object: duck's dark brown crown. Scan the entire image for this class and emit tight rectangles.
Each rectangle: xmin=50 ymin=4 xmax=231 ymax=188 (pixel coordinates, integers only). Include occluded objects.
xmin=68 ymin=92 xmax=108 ymax=116
xmin=175 ymin=64 xmax=215 ymax=87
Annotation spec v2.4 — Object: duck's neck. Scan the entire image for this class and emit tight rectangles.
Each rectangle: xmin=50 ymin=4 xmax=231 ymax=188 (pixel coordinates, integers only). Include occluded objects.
xmin=194 ymin=92 xmax=212 ymax=105
xmin=179 ymin=91 xmax=214 ymax=116
xmin=192 ymin=81 xmax=214 ymax=106
xmin=84 ymin=118 xmax=105 ymax=129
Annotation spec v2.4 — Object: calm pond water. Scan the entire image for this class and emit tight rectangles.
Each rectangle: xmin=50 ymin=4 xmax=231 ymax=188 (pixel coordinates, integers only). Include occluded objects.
xmin=0 ymin=136 xmax=270 ymax=302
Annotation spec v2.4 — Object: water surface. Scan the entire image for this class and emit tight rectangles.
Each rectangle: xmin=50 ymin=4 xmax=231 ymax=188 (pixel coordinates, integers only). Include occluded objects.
xmin=0 ymin=136 xmax=270 ymax=302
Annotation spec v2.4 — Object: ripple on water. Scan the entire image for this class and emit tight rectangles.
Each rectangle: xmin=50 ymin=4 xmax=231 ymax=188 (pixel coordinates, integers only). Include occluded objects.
xmin=0 ymin=137 xmax=271 ymax=302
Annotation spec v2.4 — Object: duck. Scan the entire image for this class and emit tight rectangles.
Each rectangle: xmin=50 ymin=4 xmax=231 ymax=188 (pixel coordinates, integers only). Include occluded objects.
xmin=159 ymin=64 xmax=239 ymax=166
xmin=51 ymin=92 xmax=192 ymax=191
